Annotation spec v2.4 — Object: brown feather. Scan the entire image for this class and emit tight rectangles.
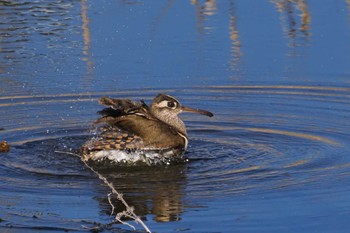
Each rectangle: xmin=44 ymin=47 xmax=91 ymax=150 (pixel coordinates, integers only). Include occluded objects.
xmin=81 ymin=94 xmax=202 ymax=161
xmin=93 ymin=96 xmax=186 ymax=150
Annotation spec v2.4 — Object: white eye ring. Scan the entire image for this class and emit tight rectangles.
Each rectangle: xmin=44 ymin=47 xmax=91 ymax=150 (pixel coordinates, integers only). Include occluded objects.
xmin=157 ymin=100 xmax=177 ymax=109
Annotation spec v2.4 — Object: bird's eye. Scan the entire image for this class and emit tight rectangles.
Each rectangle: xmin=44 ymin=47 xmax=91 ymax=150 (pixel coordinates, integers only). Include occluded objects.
xmin=167 ymin=101 xmax=176 ymax=108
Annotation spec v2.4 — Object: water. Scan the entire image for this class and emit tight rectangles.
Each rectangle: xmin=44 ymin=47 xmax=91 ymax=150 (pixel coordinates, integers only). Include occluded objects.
xmin=1 ymin=0 xmax=350 ymax=232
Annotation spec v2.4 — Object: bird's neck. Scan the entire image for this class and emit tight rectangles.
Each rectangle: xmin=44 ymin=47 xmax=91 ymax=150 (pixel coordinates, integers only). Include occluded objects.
xmin=152 ymin=111 xmax=187 ymax=136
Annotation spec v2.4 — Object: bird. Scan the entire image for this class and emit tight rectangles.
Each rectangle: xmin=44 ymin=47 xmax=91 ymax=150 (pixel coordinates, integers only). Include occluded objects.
xmin=81 ymin=94 xmax=213 ymax=165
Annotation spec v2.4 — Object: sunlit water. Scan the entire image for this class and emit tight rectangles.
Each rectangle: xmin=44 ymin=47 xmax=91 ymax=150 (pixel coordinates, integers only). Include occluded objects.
xmin=1 ymin=1 xmax=350 ymax=233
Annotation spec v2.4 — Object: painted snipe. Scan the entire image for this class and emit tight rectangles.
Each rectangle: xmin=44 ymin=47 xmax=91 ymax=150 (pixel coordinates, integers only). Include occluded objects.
xmin=81 ymin=94 xmax=213 ymax=165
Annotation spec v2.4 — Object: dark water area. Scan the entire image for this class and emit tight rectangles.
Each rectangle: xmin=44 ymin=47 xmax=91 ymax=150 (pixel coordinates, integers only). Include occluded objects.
xmin=1 ymin=0 xmax=350 ymax=232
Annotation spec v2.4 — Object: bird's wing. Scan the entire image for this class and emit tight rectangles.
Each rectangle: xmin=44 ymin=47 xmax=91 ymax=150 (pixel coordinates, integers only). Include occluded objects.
xmin=86 ymin=96 xmax=185 ymax=151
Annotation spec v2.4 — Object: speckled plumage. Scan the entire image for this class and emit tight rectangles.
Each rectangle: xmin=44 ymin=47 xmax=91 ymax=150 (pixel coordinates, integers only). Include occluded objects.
xmin=81 ymin=94 xmax=213 ymax=164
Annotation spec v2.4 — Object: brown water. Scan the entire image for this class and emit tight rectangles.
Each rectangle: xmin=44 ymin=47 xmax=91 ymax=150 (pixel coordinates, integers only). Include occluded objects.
xmin=1 ymin=1 xmax=350 ymax=232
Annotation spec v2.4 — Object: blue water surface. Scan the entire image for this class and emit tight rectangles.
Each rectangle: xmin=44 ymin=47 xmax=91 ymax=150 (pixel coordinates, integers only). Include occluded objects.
xmin=1 ymin=0 xmax=350 ymax=232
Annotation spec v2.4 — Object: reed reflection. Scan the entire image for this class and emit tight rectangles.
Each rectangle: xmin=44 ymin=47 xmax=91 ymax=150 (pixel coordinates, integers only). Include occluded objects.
xmin=191 ymin=0 xmax=217 ymax=35
xmin=93 ymin=164 xmax=187 ymax=222
xmin=192 ymin=0 xmax=244 ymax=77
xmin=80 ymin=0 xmax=94 ymax=86
xmin=271 ymin=0 xmax=312 ymax=56
xmin=228 ymin=1 xmax=242 ymax=77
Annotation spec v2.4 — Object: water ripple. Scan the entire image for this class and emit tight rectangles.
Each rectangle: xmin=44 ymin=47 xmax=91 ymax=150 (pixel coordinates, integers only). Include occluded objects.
xmin=1 ymin=85 xmax=350 ymax=229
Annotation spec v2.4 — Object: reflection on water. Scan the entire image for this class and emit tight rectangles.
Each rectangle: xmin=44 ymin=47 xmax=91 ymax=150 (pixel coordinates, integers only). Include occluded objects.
xmin=2 ymin=85 xmax=350 ymax=231
xmin=93 ymin=164 xmax=186 ymax=223
xmin=272 ymin=0 xmax=311 ymax=57
xmin=191 ymin=0 xmax=217 ymax=35
xmin=1 ymin=0 xmax=350 ymax=232
xmin=228 ymin=1 xmax=242 ymax=76
xmin=1 ymin=0 xmax=350 ymax=90
xmin=80 ymin=0 xmax=94 ymax=84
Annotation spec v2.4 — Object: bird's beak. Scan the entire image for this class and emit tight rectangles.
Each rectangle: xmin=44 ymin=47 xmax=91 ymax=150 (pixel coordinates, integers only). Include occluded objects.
xmin=181 ymin=106 xmax=214 ymax=117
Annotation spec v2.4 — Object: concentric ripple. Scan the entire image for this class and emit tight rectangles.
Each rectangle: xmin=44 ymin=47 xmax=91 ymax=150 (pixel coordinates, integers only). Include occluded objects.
xmin=1 ymin=85 xmax=350 ymax=231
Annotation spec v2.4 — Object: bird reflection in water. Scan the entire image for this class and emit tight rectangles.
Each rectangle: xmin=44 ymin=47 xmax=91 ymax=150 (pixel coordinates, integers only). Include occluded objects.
xmin=92 ymin=163 xmax=187 ymax=222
